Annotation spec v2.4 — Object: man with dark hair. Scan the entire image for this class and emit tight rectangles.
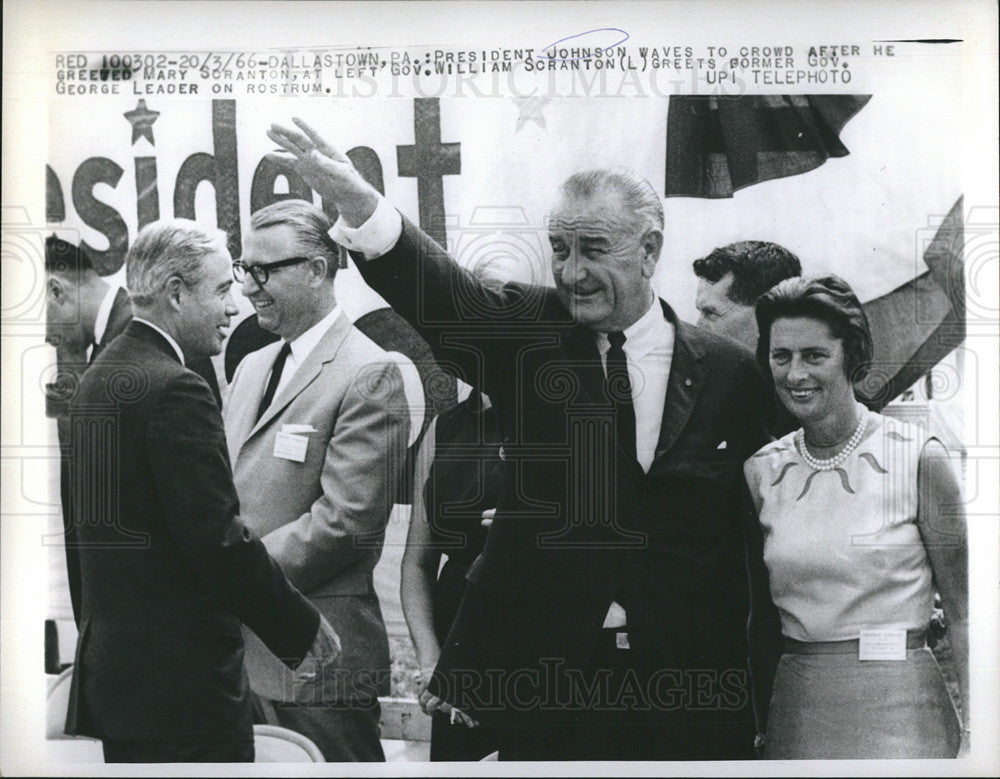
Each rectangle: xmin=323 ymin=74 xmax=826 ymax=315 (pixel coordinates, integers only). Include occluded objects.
xmin=45 ymin=236 xmax=134 ymax=428
xmin=45 ymin=235 xmax=131 ymax=364
xmin=693 ymin=240 xmax=801 ymax=351
xmin=224 ymin=199 xmax=411 ymax=761
xmin=267 ymin=119 xmax=781 ymax=762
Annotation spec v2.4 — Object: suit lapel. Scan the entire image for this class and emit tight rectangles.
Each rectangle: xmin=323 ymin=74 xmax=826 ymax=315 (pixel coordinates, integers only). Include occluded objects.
xmin=654 ymin=305 xmax=706 ymax=460
xmin=226 ymin=340 xmax=280 ymax=455
xmin=562 ymin=304 xmax=708 ymax=468
xmin=247 ymin=312 xmax=354 ymax=439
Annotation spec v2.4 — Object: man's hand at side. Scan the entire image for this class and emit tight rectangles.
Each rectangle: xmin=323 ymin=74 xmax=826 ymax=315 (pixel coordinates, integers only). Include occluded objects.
xmin=266 ymin=118 xmax=380 ymax=227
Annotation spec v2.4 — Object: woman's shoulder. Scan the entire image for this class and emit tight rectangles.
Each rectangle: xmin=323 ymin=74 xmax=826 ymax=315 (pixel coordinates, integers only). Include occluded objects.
xmin=743 ymin=430 xmax=799 ymax=484
xmin=869 ymin=411 xmax=932 ymax=449
xmin=749 ymin=429 xmax=799 ymax=461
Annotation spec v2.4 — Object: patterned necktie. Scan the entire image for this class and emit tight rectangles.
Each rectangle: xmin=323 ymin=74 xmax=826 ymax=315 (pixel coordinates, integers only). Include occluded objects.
xmin=606 ymin=331 xmax=637 ymax=464
xmin=256 ymin=342 xmax=291 ymax=422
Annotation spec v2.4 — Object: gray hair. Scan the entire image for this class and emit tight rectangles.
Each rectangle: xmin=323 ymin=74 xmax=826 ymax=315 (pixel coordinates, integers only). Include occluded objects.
xmin=559 ymin=168 xmax=664 ymax=235
xmin=127 ymin=219 xmax=229 ymax=309
xmin=250 ymin=199 xmax=341 ymax=279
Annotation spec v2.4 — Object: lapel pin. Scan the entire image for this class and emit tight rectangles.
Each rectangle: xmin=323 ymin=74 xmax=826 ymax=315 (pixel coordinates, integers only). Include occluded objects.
xmin=684 ymin=378 xmax=693 ymax=387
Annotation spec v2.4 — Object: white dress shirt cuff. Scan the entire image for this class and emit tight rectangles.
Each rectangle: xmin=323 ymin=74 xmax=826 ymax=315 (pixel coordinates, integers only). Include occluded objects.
xmin=328 ymin=196 xmax=403 ymax=260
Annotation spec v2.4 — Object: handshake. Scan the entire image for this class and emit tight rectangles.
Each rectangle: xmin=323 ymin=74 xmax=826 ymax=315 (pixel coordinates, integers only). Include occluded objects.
xmin=290 ymin=614 xmax=342 ymax=686
xmin=243 ymin=613 xmax=342 ymax=703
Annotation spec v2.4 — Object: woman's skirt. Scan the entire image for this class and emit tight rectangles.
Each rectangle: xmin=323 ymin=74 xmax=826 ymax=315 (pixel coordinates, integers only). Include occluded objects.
xmin=764 ymin=638 xmax=961 ymax=759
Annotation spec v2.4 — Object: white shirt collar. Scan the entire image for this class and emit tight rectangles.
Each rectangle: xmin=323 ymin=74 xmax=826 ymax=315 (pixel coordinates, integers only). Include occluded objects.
xmin=132 ymin=317 xmax=185 ymax=365
xmin=595 ymin=297 xmax=670 ymax=358
xmin=287 ymin=304 xmax=342 ymax=365
xmin=93 ymin=284 xmax=122 ymax=345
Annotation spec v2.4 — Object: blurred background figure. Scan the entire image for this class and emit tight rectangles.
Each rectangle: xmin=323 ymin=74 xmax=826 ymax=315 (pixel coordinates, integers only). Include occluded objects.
xmin=44 ymin=235 xmax=133 ymax=426
xmin=693 ymin=240 xmax=802 ymax=436
xmin=693 ymin=240 xmax=801 ymax=351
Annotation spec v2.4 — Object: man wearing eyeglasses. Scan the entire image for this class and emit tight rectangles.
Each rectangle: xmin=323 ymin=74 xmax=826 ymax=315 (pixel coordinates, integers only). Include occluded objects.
xmin=223 ymin=199 xmax=410 ymax=762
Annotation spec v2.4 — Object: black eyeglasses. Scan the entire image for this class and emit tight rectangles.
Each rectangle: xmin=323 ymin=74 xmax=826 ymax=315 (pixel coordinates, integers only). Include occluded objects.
xmin=232 ymin=256 xmax=311 ymax=286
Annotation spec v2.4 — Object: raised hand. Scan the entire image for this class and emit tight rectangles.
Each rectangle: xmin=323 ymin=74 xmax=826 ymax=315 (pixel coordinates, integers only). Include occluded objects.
xmin=266 ymin=118 xmax=380 ymax=227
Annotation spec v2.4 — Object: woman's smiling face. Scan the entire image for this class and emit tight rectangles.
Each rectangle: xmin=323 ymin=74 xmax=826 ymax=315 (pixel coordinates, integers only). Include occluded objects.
xmin=768 ymin=316 xmax=856 ymax=425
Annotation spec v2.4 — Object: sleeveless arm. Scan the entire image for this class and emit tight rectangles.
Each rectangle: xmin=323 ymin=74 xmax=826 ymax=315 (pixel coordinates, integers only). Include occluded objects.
xmin=916 ymin=438 xmax=968 ymax=727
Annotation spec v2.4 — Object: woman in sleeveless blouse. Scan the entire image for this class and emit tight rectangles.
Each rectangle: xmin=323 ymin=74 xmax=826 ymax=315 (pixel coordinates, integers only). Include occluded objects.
xmin=400 ymin=392 xmax=502 ymax=761
xmin=743 ymin=275 xmax=967 ymax=759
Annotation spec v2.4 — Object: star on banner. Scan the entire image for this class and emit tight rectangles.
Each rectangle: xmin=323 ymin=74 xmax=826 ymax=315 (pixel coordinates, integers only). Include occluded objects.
xmin=124 ymin=100 xmax=160 ymax=145
xmin=513 ymin=97 xmax=551 ymax=132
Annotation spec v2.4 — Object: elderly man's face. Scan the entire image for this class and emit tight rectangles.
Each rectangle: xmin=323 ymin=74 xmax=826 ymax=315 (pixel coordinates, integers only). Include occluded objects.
xmin=549 ymin=191 xmax=659 ymax=333
xmin=174 ymin=247 xmax=239 ymax=361
xmin=695 ymin=273 xmax=758 ymax=350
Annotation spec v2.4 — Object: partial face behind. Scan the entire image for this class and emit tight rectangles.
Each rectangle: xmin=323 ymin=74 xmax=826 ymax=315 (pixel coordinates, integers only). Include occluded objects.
xmin=768 ymin=316 xmax=855 ymax=425
xmin=549 ymin=191 xmax=661 ymax=333
xmin=238 ymin=224 xmax=320 ymax=341
xmin=695 ymin=273 xmax=758 ymax=350
xmin=45 ymin=273 xmax=87 ymax=352
xmin=174 ymin=247 xmax=238 ymax=361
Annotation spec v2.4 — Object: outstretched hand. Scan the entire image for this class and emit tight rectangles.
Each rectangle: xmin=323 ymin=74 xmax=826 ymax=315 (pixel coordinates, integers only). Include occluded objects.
xmin=266 ymin=118 xmax=380 ymax=227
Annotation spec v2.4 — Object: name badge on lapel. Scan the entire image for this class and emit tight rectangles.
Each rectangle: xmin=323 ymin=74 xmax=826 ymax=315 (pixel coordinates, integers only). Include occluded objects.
xmin=273 ymin=425 xmax=311 ymax=462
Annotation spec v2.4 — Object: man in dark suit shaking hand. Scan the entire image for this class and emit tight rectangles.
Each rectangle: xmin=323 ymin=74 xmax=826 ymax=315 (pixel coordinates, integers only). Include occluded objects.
xmin=269 ymin=119 xmax=781 ymax=761
xmin=63 ymin=218 xmax=340 ymax=763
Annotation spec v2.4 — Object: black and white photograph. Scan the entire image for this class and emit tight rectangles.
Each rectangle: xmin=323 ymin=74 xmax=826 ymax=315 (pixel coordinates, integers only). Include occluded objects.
xmin=2 ymin=0 xmax=997 ymax=774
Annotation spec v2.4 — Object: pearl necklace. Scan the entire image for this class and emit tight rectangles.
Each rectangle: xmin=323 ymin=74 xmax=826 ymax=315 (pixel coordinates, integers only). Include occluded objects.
xmin=796 ymin=404 xmax=869 ymax=471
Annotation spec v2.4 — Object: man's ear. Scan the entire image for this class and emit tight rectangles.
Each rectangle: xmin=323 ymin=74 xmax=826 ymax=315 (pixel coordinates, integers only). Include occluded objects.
xmin=47 ymin=275 xmax=66 ymax=302
xmin=307 ymin=255 xmax=329 ymax=285
xmin=641 ymin=229 xmax=663 ymax=280
xmin=164 ymin=276 xmax=185 ymax=310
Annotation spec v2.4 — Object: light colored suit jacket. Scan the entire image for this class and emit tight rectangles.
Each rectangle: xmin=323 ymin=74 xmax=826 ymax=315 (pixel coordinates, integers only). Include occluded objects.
xmin=224 ymin=311 xmax=410 ymax=704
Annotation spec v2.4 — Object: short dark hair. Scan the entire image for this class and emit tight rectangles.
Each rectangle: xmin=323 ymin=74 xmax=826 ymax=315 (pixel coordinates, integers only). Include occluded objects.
xmin=45 ymin=234 xmax=94 ymax=276
xmin=755 ymin=274 xmax=874 ymax=382
xmin=692 ymin=241 xmax=801 ymax=306
xmin=250 ymin=199 xmax=341 ymax=280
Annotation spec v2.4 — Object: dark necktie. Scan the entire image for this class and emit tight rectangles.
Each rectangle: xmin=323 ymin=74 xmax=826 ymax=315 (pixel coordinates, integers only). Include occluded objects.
xmin=606 ymin=331 xmax=637 ymax=464
xmin=87 ymin=339 xmax=100 ymax=365
xmin=256 ymin=342 xmax=291 ymax=422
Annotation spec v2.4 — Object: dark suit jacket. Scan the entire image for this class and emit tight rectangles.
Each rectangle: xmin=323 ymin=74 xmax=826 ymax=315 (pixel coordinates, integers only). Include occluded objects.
xmin=58 ymin=289 xmax=221 ymax=626
xmin=64 ymin=321 xmax=320 ymax=743
xmin=354 ymin=217 xmax=781 ymax=738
